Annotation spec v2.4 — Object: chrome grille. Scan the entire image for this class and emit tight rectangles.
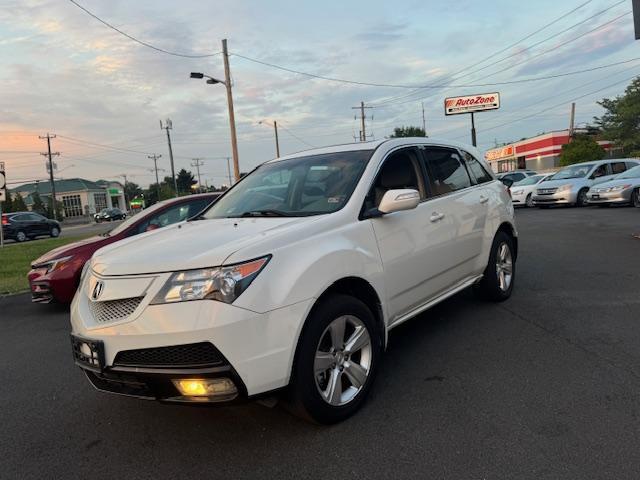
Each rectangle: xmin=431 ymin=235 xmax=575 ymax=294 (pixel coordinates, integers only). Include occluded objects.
xmin=89 ymin=296 xmax=144 ymax=323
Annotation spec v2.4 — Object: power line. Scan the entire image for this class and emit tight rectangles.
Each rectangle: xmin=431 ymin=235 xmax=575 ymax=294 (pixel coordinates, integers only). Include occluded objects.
xmin=276 ymin=123 xmax=317 ymax=148
xmin=68 ymin=0 xmax=222 ymax=58
xmin=56 ymin=134 xmax=155 ymax=155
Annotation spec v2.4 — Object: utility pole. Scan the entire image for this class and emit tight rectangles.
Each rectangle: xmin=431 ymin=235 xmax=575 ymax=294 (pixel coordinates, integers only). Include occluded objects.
xmin=190 ymin=158 xmax=205 ymax=192
xmin=226 ymin=157 xmax=232 ymax=187
xmin=160 ymin=119 xmax=178 ymax=196
xmin=421 ymin=102 xmax=427 ymax=135
xmin=147 ymin=154 xmax=163 ymax=200
xmin=273 ymin=121 xmax=280 ymax=157
xmin=39 ymin=133 xmax=60 ymax=220
xmin=568 ymin=102 xmax=576 ymax=142
xmin=352 ymin=101 xmax=372 ymax=142
xmin=120 ymin=174 xmax=129 ymax=211
xmin=470 ymin=112 xmax=477 ymax=147
xmin=222 ymin=39 xmax=240 ymax=181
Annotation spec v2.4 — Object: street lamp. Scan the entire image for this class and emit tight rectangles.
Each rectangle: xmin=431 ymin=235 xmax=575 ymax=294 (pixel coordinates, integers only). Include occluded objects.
xmin=190 ymin=68 xmax=240 ymax=183
xmin=258 ymin=120 xmax=280 ymax=158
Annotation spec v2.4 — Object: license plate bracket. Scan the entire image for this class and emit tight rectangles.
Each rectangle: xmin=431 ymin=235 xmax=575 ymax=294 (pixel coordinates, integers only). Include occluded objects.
xmin=592 ymin=194 xmax=600 ymax=199
xmin=70 ymin=335 xmax=105 ymax=372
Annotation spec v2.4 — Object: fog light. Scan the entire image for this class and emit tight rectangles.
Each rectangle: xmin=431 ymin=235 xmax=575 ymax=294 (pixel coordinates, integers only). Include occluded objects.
xmin=172 ymin=378 xmax=238 ymax=400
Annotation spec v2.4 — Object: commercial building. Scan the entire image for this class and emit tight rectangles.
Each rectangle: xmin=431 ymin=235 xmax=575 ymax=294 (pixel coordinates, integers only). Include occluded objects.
xmin=11 ymin=178 xmax=126 ymax=219
xmin=484 ymin=129 xmax=614 ymax=173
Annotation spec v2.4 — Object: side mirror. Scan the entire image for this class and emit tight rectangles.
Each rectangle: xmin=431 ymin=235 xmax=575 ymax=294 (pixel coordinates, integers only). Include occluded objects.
xmin=378 ymin=189 xmax=420 ymax=214
xmin=500 ymin=178 xmax=514 ymax=188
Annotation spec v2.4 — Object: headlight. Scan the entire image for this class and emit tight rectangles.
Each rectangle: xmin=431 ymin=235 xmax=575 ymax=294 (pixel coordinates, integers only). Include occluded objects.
xmin=32 ymin=255 xmax=73 ymax=274
xmin=511 ymin=189 xmax=524 ymax=195
xmin=557 ymin=184 xmax=572 ymax=192
xmin=151 ymin=256 xmax=271 ymax=305
xmin=609 ymin=184 xmax=631 ymax=192
xmin=80 ymin=261 xmax=91 ymax=283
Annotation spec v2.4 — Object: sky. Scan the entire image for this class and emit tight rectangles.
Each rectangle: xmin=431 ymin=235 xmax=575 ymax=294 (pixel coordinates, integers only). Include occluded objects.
xmin=0 ymin=0 xmax=638 ymax=189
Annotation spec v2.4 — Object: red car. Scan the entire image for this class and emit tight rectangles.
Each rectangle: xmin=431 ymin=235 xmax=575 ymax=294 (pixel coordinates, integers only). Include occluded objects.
xmin=28 ymin=193 xmax=219 ymax=304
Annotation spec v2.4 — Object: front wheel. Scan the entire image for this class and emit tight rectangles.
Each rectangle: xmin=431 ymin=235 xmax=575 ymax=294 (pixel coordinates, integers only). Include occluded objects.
xmin=50 ymin=227 xmax=60 ymax=238
xmin=525 ymin=193 xmax=534 ymax=208
xmin=576 ymin=188 xmax=588 ymax=207
xmin=287 ymin=294 xmax=381 ymax=424
xmin=474 ymin=231 xmax=515 ymax=302
xmin=631 ymin=188 xmax=640 ymax=208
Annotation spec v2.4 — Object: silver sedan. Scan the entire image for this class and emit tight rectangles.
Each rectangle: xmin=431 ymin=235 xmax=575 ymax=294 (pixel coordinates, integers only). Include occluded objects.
xmin=587 ymin=165 xmax=640 ymax=207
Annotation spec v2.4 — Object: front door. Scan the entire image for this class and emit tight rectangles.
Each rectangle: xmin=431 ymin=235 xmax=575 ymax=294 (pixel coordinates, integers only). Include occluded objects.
xmin=366 ymin=147 xmax=454 ymax=322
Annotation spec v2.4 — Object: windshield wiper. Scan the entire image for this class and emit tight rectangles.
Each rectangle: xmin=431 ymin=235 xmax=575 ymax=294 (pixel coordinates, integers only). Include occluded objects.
xmin=238 ymin=209 xmax=293 ymax=217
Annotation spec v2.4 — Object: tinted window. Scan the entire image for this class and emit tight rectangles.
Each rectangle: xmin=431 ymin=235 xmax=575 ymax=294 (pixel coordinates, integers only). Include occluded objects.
xmin=462 ymin=151 xmax=493 ymax=184
xmin=424 ymin=147 xmax=471 ymax=196
xmin=136 ymin=203 xmax=191 ymax=234
xmin=364 ymin=148 xmax=424 ymax=210
xmin=12 ymin=214 xmax=28 ymax=222
xmin=592 ymin=164 xmax=608 ymax=178
xmin=30 ymin=213 xmax=46 ymax=221
xmin=187 ymin=198 xmax=214 ymax=217
xmin=611 ymin=162 xmax=626 ymax=174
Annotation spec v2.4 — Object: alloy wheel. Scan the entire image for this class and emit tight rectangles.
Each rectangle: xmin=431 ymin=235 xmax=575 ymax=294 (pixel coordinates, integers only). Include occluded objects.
xmin=634 ymin=189 xmax=640 ymax=208
xmin=51 ymin=227 xmax=59 ymax=237
xmin=16 ymin=231 xmax=26 ymax=242
xmin=314 ymin=315 xmax=372 ymax=406
xmin=495 ymin=242 xmax=513 ymax=292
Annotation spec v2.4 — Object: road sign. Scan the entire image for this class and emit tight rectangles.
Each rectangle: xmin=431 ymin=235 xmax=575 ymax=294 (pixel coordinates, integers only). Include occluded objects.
xmin=444 ymin=92 xmax=500 ymax=116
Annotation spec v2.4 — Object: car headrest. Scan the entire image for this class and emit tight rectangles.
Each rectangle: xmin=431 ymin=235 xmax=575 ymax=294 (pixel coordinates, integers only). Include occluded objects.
xmin=379 ymin=157 xmax=416 ymax=189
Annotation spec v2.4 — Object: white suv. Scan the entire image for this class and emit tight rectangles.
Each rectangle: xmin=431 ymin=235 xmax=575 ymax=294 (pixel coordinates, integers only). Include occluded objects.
xmin=70 ymin=138 xmax=517 ymax=424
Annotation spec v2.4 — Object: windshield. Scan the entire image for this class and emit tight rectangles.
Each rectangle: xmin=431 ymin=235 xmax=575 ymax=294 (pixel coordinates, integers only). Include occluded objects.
xmin=617 ymin=165 xmax=640 ymax=179
xmin=202 ymin=150 xmax=373 ymax=219
xmin=550 ymin=163 xmax=594 ymax=180
xmin=514 ymin=175 xmax=545 ymax=186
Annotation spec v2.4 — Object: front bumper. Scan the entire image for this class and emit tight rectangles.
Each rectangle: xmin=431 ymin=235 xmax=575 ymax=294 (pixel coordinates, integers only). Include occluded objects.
xmin=70 ymin=273 xmax=314 ymax=400
xmin=28 ymin=266 xmax=79 ymax=304
xmin=587 ymin=189 xmax=632 ymax=205
xmin=533 ymin=190 xmax=576 ymax=205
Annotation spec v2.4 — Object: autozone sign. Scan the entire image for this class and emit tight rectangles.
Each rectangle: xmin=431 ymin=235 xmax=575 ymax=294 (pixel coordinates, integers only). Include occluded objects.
xmin=444 ymin=92 xmax=500 ymax=115
xmin=485 ymin=145 xmax=514 ymax=161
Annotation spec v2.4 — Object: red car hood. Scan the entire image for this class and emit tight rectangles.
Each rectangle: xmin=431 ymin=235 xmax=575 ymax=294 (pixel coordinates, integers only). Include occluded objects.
xmin=31 ymin=235 xmax=111 ymax=265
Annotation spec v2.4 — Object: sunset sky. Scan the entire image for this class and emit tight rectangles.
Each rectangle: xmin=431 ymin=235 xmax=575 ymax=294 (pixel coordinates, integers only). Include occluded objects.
xmin=1 ymin=0 xmax=637 ymax=188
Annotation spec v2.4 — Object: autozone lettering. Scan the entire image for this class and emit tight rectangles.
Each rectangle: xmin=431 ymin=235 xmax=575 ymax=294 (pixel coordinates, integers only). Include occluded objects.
xmin=444 ymin=92 xmax=501 ymax=115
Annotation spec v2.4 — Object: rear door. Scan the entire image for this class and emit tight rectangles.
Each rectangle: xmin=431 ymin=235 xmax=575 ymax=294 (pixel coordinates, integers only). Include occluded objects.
xmin=421 ymin=146 xmax=489 ymax=284
xmin=30 ymin=213 xmax=50 ymax=235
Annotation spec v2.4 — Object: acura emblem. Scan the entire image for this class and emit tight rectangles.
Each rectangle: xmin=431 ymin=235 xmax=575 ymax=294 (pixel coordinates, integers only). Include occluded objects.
xmin=92 ymin=281 xmax=104 ymax=301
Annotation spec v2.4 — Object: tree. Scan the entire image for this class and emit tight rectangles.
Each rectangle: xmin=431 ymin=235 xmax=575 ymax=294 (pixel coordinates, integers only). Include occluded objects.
xmin=31 ymin=192 xmax=45 ymax=214
xmin=594 ymin=76 xmax=640 ymax=155
xmin=45 ymin=199 xmax=63 ymax=220
xmin=389 ymin=126 xmax=426 ymax=138
xmin=3 ymin=190 xmax=14 ymax=212
xmin=144 ymin=182 xmax=174 ymax=205
xmin=124 ymin=181 xmax=142 ymax=203
xmin=176 ymin=169 xmax=196 ymax=195
xmin=559 ymin=134 xmax=606 ymax=167
xmin=13 ymin=192 xmax=28 ymax=211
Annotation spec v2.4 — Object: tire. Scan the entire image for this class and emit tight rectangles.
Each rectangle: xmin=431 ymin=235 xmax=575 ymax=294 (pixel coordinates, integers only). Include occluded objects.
xmin=525 ymin=193 xmax=534 ymax=208
xmin=50 ymin=227 xmax=60 ymax=238
xmin=632 ymin=188 xmax=640 ymax=208
xmin=576 ymin=188 xmax=588 ymax=207
xmin=15 ymin=230 xmax=27 ymax=242
xmin=287 ymin=294 xmax=381 ymax=424
xmin=474 ymin=231 xmax=515 ymax=302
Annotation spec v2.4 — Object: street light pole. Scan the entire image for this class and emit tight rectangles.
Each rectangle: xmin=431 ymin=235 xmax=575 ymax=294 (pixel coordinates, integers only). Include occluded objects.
xmin=259 ymin=120 xmax=280 ymax=158
xmin=222 ymin=39 xmax=240 ymax=181
xmin=160 ymin=119 xmax=178 ymax=197
xmin=148 ymin=154 xmax=163 ymax=200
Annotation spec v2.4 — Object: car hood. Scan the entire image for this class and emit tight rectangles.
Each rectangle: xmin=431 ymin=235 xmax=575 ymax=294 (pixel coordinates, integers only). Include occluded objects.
xmin=32 ymin=235 xmax=108 ymax=265
xmin=91 ymin=216 xmax=318 ymax=276
xmin=536 ymin=178 xmax=586 ymax=189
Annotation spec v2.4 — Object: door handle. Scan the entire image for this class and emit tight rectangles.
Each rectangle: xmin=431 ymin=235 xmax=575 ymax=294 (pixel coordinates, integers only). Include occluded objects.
xmin=429 ymin=212 xmax=444 ymax=223
xmin=479 ymin=195 xmax=489 ymax=204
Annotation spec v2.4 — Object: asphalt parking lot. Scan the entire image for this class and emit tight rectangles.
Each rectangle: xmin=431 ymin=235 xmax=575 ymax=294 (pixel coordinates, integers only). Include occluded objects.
xmin=1 ymin=207 xmax=639 ymax=479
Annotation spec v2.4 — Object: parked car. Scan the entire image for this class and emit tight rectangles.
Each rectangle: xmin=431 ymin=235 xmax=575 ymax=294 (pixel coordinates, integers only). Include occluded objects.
xmin=1 ymin=211 xmax=61 ymax=242
xmin=533 ymin=159 xmax=640 ymax=207
xmin=28 ymin=193 xmax=219 ymax=303
xmin=70 ymin=138 xmax=518 ymax=424
xmin=586 ymin=165 xmax=640 ymax=207
xmin=497 ymin=170 xmax=537 ymax=185
xmin=510 ymin=174 xmax=553 ymax=207
xmin=94 ymin=207 xmax=126 ymax=222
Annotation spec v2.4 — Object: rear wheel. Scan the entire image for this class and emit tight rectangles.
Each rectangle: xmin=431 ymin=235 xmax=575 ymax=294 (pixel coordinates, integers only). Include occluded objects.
xmin=474 ymin=231 xmax=515 ymax=302
xmin=576 ymin=188 xmax=588 ymax=207
xmin=15 ymin=231 xmax=27 ymax=242
xmin=287 ymin=294 xmax=381 ymax=424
